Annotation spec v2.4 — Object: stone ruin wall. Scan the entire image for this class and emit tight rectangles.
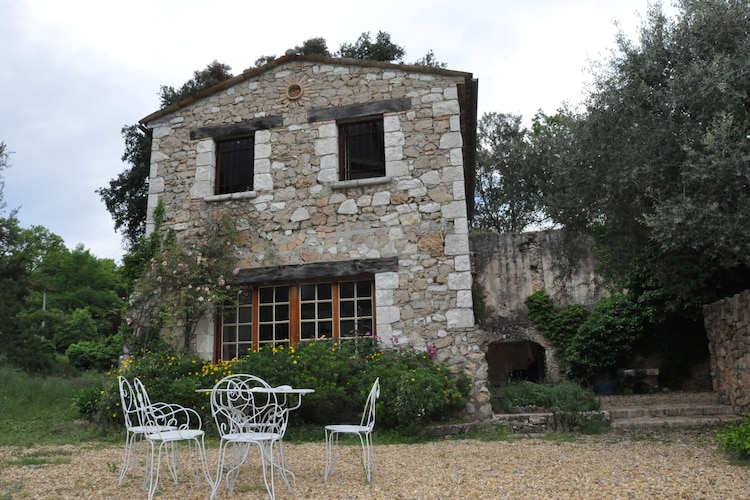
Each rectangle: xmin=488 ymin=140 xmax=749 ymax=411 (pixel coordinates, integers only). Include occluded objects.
xmin=704 ymin=290 xmax=750 ymax=411
xmin=470 ymin=230 xmax=605 ymax=381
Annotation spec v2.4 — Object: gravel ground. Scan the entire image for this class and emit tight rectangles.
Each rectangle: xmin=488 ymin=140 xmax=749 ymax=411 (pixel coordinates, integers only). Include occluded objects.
xmin=1 ymin=428 xmax=749 ymax=499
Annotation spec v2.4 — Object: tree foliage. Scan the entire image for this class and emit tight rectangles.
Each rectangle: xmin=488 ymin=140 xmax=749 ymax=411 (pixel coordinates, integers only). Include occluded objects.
xmin=529 ymin=0 xmax=750 ymax=307
xmin=99 ymin=61 xmax=234 ymax=250
xmin=158 ymin=60 xmax=233 ymax=108
xmin=412 ymin=49 xmax=448 ymax=68
xmin=123 ymin=201 xmax=240 ymax=352
xmin=474 ymin=112 xmax=541 ymax=232
xmin=295 ymin=36 xmax=331 ymax=57
xmin=338 ymin=31 xmax=406 ymax=62
xmin=96 ymin=125 xmax=150 ymax=251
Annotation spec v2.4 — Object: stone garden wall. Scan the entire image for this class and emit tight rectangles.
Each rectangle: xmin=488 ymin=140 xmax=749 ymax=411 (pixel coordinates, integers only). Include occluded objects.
xmin=704 ymin=290 xmax=750 ymax=411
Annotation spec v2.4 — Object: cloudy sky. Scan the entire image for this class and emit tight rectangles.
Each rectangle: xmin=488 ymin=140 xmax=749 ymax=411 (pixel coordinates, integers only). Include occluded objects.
xmin=1 ymin=0 xmax=663 ymax=263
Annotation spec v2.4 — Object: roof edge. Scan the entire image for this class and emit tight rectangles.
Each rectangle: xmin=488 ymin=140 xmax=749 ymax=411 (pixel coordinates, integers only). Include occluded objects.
xmin=139 ymin=54 xmax=473 ymax=125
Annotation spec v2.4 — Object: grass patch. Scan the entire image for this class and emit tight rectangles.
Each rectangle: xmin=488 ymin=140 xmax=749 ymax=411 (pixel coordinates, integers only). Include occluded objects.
xmin=0 ymin=364 xmax=116 ymax=446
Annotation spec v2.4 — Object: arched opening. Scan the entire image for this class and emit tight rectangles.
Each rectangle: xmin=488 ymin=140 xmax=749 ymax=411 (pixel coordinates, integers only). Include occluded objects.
xmin=486 ymin=340 xmax=546 ymax=387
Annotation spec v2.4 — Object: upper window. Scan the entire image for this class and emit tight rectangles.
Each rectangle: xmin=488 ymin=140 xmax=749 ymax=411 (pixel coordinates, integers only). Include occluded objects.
xmin=338 ymin=118 xmax=385 ymax=181
xmin=217 ymin=278 xmax=375 ymax=360
xmin=216 ymin=136 xmax=254 ymax=194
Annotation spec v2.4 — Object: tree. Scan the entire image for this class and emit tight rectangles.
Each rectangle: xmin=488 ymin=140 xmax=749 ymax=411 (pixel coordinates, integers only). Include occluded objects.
xmin=529 ymin=0 xmax=750 ymax=308
xmin=27 ymin=243 xmax=125 ymax=340
xmin=97 ymin=125 xmax=150 ymax=251
xmin=158 ymin=60 xmax=233 ymax=108
xmin=412 ymin=49 xmax=447 ymax=69
xmin=338 ymin=31 xmax=405 ymax=62
xmin=295 ymin=36 xmax=331 ymax=57
xmin=474 ymin=112 xmax=541 ymax=233
xmin=98 ymin=62 xmax=234 ymax=250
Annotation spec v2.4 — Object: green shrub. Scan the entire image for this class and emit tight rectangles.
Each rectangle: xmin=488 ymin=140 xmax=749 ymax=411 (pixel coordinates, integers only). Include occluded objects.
xmin=492 ymin=381 xmax=603 ymax=433
xmin=66 ymin=333 xmax=124 ymax=371
xmin=566 ymin=293 xmax=644 ymax=383
xmin=85 ymin=338 xmax=470 ymax=433
xmin=2 ymin=332 xmax=57 ymax=374
xmin=716 ymin=416 xmax=750 ymax=460
xmin=492 ymin=380 xmax=600 ymax=414
xmin=524 ymin=291 xmax=589 ymax=368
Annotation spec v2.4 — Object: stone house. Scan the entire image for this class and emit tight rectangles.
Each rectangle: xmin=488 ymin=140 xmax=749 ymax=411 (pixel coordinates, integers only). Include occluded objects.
xmin=139 ymin=54 xmax=492 ymax=419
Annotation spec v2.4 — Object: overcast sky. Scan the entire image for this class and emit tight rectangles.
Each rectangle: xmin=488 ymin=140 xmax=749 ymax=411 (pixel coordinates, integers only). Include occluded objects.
xmin=0 ymin=0 xmax=663 ymax=263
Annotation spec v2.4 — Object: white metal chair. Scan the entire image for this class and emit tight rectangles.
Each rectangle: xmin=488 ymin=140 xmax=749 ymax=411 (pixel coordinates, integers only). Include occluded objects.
xmin=324 ymin=377 xmax=380 ymax=483
xmin=116 ymin=375 xmax=176 ymax=485
xmin=133 ymin=377 xmax=212 ymax=500
xmin=209 ymin=374 xmax=288 ymax=500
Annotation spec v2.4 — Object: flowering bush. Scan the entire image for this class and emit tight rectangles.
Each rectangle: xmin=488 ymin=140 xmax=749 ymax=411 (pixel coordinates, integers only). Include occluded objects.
xmin=83 ymin=338 xmax=470 ymax=432
xmin=122 ymin=207 xmax=240 ymax=351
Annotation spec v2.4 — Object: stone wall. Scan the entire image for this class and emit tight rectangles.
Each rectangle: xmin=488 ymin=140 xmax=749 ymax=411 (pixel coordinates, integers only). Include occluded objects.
xmin=142 ymin=56 xmax=492 ymax=420
xmin=469 ymin=231 xmax=605 ymax=381
xmin=704 ymin=290 xmax=750 ymax=410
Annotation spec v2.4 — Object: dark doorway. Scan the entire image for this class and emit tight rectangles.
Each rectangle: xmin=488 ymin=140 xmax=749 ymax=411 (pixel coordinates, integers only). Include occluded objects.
xmin=486 ymin=340 xmax=545 ymax=387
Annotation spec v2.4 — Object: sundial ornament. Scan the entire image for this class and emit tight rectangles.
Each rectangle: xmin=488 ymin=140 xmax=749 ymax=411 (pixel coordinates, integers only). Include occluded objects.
xmin=278 ymin=75 xmax=311 ymax=108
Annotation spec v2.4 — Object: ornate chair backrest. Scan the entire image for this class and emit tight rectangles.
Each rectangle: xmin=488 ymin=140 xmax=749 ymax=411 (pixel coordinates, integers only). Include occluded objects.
xmin=132 ymin=377 xmax=200 ymax=432
xmin=117 ymin=376 xmax=139 ymax=429
xmin=210 ymin=374 xmax=279 ymax=437
xmin=360 ymin=377 xmax=380 ymax=431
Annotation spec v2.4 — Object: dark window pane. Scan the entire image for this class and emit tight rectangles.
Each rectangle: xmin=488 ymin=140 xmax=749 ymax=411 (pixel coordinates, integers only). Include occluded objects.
xmin=259 ymin=324 xmax=274 ymax=342
xmin=300 ymin=284 xmax=316 ymax=301
xmin=275 ymin=304 xmax=289 ymax=321
xmin=276 ymin=323 xmax=289 ymax=340
xmin=358 ymin=300 xmax=373 ymax=317
xmin=318 ymin=284 xmax=332 ymax=300
xmin=301 ymin=322 xmax=315 ymax=340
xmin=223 ymin=327 xmax=236 ymax=343
xmin=339 ymin=119 xmax=385 ymax=180
xmin=275 ymin=286 xmax=289 ymax=302
xmin=238 ymin=325 xmax=252 ymax=342
xmin=339 ymin=281 xmax=354 ymax=298
xmin=259 ymin=287 xmax=274 ymax=303
xmin=356 ymin=280 xmax=372 ymax=297
xmin=216 ymin=136 xmax=254 ymax=194
xmin=238 ymin=305 xmax=252 ymax=323
xmin=320 ymin=320 xmax=333 ymax=337
xmin=301 ymin=302 xmax=315 ymax=320
xmin=340 ymin=301 xmax=354 ymax=318
xmin=318 ymin=302 xmax=332 ymax=319
xmin=340 ymin=320 xmax=355 ymax=338
xmin=259 ymin=305 xmax=273 ymax=322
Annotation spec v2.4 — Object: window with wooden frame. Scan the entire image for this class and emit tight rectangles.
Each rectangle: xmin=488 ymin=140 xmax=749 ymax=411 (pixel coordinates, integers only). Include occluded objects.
xmin=338 ymin=117 xmax=385 ymax=181
xmin=216 ymin=135 xmax=254 ymax=194
xmin=216 ymin=278 xmax=375 ymax=360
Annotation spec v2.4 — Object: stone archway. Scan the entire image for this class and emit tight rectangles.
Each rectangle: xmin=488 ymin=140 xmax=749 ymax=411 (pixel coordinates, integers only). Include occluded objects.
xmin=486 ymin=339 xmax=546 ymax=387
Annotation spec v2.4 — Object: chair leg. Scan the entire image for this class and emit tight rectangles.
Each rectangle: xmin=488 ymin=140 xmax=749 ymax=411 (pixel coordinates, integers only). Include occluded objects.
xmin=323 ymin=429 xmax=338 ymax=482
xmin=361 ymin=431 xmax=376 ymax=482
xmin=119 ymin=431 xmax=136 ymax=485
xmin=258 ymin=441 xmax=276 ymax=500
xmin=146 ymin=440 xmax=163 ymax=500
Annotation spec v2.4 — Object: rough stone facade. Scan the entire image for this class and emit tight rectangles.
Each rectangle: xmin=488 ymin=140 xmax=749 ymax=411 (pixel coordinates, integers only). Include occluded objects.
xmin=470 ymin=230 xmax=605 ymax=382
xmin=140 ymin=55 xmax=492 ymax=420
xmin=704 ymin=290 xmax=750 ymax=411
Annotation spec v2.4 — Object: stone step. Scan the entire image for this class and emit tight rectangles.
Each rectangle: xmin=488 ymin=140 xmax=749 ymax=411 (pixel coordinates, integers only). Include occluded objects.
xmin=607 ymin=404 xmax=738 ymax=420
xmin=607 ymin=399 xmax=742 ymax=429
xmin=609 ymin=413 xmax=742 ymax=429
